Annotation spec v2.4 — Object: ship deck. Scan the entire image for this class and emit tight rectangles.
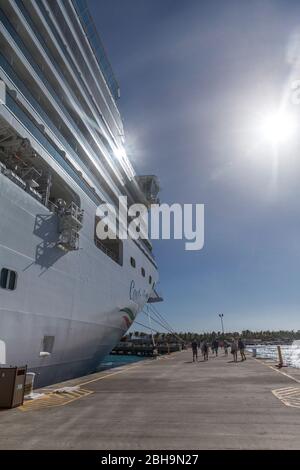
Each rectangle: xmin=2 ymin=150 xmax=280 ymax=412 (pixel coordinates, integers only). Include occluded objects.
xmin=1 ymin=350 xmax=300 ymax=450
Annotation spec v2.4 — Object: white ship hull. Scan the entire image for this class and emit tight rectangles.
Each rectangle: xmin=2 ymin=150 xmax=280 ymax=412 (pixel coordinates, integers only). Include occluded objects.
xmin=0 ymin=0 xmax=159 ymax=387
xmin=0 ymin=171 xmax=157 ymax=387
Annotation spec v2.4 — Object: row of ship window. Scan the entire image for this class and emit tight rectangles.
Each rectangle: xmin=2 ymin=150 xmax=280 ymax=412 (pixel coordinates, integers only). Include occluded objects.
xmin=130 ymin=257 xmax=152 ymax=285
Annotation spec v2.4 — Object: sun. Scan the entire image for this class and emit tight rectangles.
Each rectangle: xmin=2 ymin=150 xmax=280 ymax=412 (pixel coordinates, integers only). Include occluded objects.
xmin=259 ymin=111 xmax=298 ymax=145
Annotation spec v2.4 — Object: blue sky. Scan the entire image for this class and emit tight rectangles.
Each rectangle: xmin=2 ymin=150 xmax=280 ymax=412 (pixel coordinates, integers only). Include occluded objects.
xmin=89 ymin=0 xmax=300 ymax=332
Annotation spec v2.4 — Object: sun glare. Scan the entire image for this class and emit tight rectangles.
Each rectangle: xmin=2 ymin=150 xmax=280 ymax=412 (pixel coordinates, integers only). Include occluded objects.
xmin=259 ymin=111 xmax=298 ymax=145
xmin=114 ymin=146 xmax=126 ymax=161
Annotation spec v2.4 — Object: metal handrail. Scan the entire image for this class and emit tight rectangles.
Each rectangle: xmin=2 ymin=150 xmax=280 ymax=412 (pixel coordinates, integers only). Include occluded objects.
xmin=72 ymin=0 xmax=120 ymax=101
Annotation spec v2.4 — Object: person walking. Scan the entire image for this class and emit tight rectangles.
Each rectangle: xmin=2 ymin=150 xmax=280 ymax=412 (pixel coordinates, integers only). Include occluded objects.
xmin=191 ymin=339 xmax=198 ymax=362
xmin=230 ymin=338 xmax=238 ymax=362
xmin=201 ymin=341 xmax=209 ymax=361
xmin=223 ymin=341 xmax=229 ymax=356
xmin=238 ymin=338 xmax=246 ymax=361
xmin=212 ymin=339 xmax=219 ymax=356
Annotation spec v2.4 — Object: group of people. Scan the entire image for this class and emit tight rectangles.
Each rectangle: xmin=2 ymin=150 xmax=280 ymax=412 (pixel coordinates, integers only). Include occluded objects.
xmin=229 ymin=338 xmax=246 ymax=362
xmin=191 ymin=338 xmax=246 ymax=362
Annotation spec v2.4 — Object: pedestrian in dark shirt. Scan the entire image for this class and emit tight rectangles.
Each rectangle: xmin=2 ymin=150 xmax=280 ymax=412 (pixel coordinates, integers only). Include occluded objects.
xmin=201 ymin=341 xmax=209 ymax=361
xmin=212 ymin=339 xmax=219 ymax=356
xmin=191 ymin=340 xmax=198 ymax=362
xmin=238 ymin=338 xmax=246 ymax=361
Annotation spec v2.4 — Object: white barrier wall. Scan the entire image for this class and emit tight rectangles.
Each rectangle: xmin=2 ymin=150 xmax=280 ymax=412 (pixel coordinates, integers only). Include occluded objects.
xmin=0 ymin=340 xmax=6 ymax=364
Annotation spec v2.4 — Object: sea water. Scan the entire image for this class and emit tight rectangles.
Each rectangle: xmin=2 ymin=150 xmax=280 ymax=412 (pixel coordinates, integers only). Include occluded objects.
xmin=97 ymin=354 xmax=151 ymax=371
xmin=247 ymin=340 xmax=300 ymax=368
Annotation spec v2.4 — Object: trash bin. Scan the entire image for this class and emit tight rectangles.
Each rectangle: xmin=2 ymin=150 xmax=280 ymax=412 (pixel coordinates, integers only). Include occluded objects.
xmin=0 ymin=366 xmax=27 ymax=409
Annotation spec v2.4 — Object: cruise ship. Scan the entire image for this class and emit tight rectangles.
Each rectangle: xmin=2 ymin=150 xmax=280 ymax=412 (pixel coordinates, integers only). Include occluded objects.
xmin=0 ymin=0 xmax=160 ymax=387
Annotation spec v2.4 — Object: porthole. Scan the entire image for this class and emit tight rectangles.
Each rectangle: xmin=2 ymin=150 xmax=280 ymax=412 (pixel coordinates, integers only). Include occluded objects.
xmin=130 ymin=257 xmax=136 ymax=268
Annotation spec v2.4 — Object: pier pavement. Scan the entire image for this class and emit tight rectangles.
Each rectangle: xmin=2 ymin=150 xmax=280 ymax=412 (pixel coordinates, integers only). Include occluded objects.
xmin=0 ymin=351 xmax=300 ymax=449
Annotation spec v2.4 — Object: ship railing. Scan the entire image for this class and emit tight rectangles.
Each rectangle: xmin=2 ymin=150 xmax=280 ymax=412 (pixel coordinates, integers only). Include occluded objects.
xmin=57 ymin=228 xmax=80 ymax=252
xmin=28 ymin=186 xmax=43 ymax=202
xmin=56 ymin=201 xmax=84 ymax=251
xmin=72 ymin=0 xmax=120 ymax=102
xmin=0 ymin=155 xmax=87 ymax=241
xmin=3 ymin=168 xmax=26 ymax=190
xmin=46 ymin=200 xmax=59 ymax=214
xmin=0 ymin=54 xmax=98 ymax=200
xmin=64 ymin=201 xmax=84 ymax=224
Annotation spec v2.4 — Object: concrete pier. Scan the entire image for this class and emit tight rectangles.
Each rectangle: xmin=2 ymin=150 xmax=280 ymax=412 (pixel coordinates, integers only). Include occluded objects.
xmin=0 ymin=350 xmax=300 ymax=450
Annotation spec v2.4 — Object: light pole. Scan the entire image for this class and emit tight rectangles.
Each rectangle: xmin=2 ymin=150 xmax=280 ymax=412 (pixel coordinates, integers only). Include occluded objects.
xmin=219 ymin=314 xmax=224 ymax=335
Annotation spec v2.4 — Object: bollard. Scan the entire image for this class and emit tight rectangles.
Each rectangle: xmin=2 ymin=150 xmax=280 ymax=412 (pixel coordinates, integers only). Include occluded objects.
xmin=277 ymin=345 xmax=283 ymax=368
